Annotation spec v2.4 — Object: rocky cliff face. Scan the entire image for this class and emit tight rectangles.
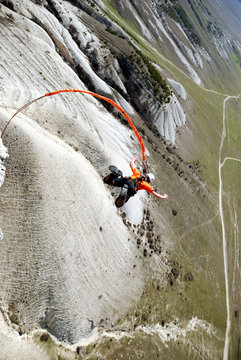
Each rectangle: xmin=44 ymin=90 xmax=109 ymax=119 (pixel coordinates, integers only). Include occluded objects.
xmin=0 ymin=0 xmax=240 ymax=359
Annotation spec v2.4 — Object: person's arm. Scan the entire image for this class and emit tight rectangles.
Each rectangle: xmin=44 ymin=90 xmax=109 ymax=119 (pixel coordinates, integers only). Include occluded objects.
xmin=152 ymin=191 xmax=168 ymax=199
xmin=130 ymin=156 xmax=138 ymax=170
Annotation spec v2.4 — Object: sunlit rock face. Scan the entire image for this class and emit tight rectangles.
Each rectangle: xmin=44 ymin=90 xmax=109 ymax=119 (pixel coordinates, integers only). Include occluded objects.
xmin=0 ymin=2 xmax=144 ymax=343
xmin=153 ymin=93 xmax=186 ymax=144
xmin=0 ymin=138 xmax=8 ymax=243
xmin=151 ymin=78 xmax=187 ymax=144
xmin=0 ymin=138 xmax=8 ymax=187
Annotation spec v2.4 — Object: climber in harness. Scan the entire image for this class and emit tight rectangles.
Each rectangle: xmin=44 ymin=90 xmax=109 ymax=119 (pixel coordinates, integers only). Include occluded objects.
xmin=104 ymin=157 xmax=168 ymax=207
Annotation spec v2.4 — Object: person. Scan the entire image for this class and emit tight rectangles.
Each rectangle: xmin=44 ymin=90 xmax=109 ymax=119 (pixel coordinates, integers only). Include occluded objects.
xmin=104 ymin=157 xmax=168 ymax=207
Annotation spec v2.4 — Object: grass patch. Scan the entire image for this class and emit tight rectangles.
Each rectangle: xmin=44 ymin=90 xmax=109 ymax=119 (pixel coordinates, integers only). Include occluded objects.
xmin=32 ymin=333 xmax=76 ymax=360
xmin=93 ymin=3 xmax=240 ymax=358
xmin=159 ymin=3 xmax=201 ymax=46
xmin=231 ymin=50 xmax=241 ymax=73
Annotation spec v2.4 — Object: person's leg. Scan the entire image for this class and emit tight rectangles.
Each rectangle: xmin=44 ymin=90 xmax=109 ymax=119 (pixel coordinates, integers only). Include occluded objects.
xmin=103 ymin=173 xmax=118 ymax=184
xmin=115 ymin=179 xmax=135 ymax=207
xmin=109 ymin=166 xmax=123 ymax=177
xmin=103 ymin=166 xmax=123 ymax=185
xmin=124 ymin=180 xmax=136 ymax=202
xmin=112 ymin=177 xmax=126 ymax=187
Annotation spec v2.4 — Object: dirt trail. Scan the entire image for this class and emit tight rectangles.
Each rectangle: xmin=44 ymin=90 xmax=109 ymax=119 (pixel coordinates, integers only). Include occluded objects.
xmin=218 ymin=94 xmax=241 ymax=360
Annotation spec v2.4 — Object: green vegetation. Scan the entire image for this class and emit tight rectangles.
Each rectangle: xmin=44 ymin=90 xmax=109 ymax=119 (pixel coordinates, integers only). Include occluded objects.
xmin=231 ymin=50 xmax=241 ymax=72
xmin=174 ymin=4 xmax=201 ymax=46
xmin=86 ymin=343 xmax=96 ymax=355
xmin=127 ymin=46 xmax=172 ymax=104
xmin=158 ymin=2 xmax=201 ymax=46
xmin=105 ymin=27 xmax=125 ymax=39
xmin=85 ymin=0 xmax=96 ymax=7
xmin=9 ymin=313 xmax=19 ymax=325
xmin=159 ymin=4 xmax=178 ymax=22
xmin=147 ymin=61 xmax=171 ymax=96
xmin=32 ymin=332 xmax=77 ymax=360
xmin=102 ymin=0 xmax=172 ymax=105
xmin=207 ymin=21 xmax=223 ymax=38
xmin=80 ymin=1 xmax=240 ymax=358
xmin=103 ymin=0 xmax=144 ymax=43
xmin=8 ymin=304 xmax=20 ymax=325
xmin=84 ymin=254 xmax=224 ymax=359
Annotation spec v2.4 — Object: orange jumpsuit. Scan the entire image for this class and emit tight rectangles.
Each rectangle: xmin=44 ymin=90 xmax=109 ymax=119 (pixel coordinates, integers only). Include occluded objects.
xmin=130 ymin=168 xmax=154 ymax=193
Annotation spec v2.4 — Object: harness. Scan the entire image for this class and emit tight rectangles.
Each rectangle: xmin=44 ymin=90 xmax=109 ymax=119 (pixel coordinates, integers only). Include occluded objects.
xmin=128 ymin=175 xmax=147 ymax=192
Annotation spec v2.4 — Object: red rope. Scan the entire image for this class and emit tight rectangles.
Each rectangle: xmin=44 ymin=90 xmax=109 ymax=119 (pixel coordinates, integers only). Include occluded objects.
xmin=1 ymin=89 xmax=146 ymax=162
xmin=45 ymin=89 xmax=146 ymax=162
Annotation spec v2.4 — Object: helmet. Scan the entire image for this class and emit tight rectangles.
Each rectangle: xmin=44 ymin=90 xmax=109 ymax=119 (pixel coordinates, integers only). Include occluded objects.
xmin=146 ymin=173 xmax=155 ymax=183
